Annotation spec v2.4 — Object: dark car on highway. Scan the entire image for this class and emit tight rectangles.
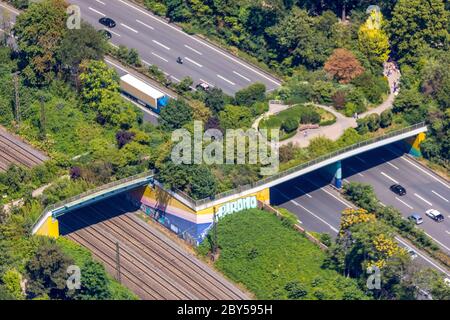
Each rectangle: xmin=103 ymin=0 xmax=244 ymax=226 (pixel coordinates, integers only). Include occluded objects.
xmin=390 ymin=184 xmax=406 ymax=196
xmin=99 ymin=17 xmax=116 ymax=28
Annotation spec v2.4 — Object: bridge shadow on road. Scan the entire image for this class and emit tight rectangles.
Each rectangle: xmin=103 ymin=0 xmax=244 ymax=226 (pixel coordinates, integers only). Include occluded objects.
xmin=59 ymin=194 xmax=140 ymax=236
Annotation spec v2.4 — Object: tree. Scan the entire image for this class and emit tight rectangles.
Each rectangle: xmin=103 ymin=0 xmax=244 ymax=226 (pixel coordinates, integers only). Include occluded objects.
xmin=190 ymin=100 xmax=212 ymax=123
xmin=235 ymin=83 xmax=266 ymax=107
xmin=218 ymin=105 xmax=253 ymax=129
xmin=159 ymin=99 xmax=193 ymax=131
xmin=175 ymin=76 xmax=193 ymax=93
xmin=2 ymin=269 xmax=24 ymax=300
xmin=189 ymin=165 xmax=218 ymax=199
xmin=358 ymin=10 xmax=390 ymax=65
xmin=389 ymin=0 xmax=449 ymax=64
xmin=57 ymin=21 xmax=107 ymax=78
xmin=13 ymin=0 xmax=68 ymax=85
xmin=205 ymin=87 xmax=225 ymax=114
xmin=324 ymin=48 xmax=365 ymax=84
xmin=79 ymin=60 xmax=119 ymax=108
xmin=25 ymin=242 xmax=74 ymax=300
xmin=74 ymin=261 xmax=111 ymax=300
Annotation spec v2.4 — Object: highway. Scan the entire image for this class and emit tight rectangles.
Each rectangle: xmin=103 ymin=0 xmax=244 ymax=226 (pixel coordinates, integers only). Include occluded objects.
xmin=67 ymin=0 xmax=281 ymax=96
xmin=342 ymin=145 xmax=450 ymax=254
xmin=271 ymin=144 xmax=450 ymax=276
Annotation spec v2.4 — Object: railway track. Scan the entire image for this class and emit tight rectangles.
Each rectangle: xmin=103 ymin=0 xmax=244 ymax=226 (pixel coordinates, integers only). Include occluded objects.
xmin=59 ymin=197 xmax=249 ymax=300
xmin=0 ymin=126 xmax=48 ymax=171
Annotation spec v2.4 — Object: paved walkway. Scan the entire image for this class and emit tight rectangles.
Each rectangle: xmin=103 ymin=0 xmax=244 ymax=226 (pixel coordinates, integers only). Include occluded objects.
xmin=257 ymin=62 xmax=401 ymax=148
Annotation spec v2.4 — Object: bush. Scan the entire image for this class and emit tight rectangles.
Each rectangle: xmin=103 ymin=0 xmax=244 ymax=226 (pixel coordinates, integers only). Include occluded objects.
xmin=366 ymin=114 xmax=380 ymax=132
xmin=235 ymin=83 xmax=266 ymax=106
xmin=282 ymin=118 xmax=299 ymax=133
xmin=332 ymin=90 xmax=347 ymax=109
xmin=284 ymin=281 xmax=308 ymax=299
xmin=300 ymin=109 xmax=321 ymax=124
xmin=380 ymin=110 xmax=393 ymax=128
xmin=311 ymin=81 xmax=336 ymax=104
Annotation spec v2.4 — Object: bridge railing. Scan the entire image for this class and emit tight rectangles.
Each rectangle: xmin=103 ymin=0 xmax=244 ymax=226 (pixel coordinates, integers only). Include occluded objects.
xmin=190 ymin=122 xmax=426 ymax=207
xmin=40 ymin=170 xmax=154 ymax=216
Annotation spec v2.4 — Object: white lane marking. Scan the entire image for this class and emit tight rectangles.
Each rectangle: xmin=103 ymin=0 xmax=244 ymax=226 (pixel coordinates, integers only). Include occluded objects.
xmin=294 ymin=186 xmax=312 ymax=199
xmin=105 ymin=58 xmax=128 ymax=72
xmin=0 ymin=3 xmax=20 ymax=15
xmin=320 ymin=188 xmax=352 ymax=208
xmin=273 ymin=189 xmax=338 ymax=233
xmin=136 ymin=19 xmax=154 ymax=30
xmin=395 ymin=236 xmax=450 ymax=276
xmin=184 ymin=57 xmax=202 ymax=67
xmin=355 ymin=156 xmax=367 ymax=164
xmin=343 ymin=178 xmax=350 ymax=184
xmin=423 ymin=232 xmax=450 ymax=253
xmin=88 ymin=7 xmax=105 ymax=16
xmin=152 ymin=40 xmax=170 ymax=50
xmin=95 ymin=0 xmax=105 ymax=5
xmin=446 ymin=231 xmax=450 ymax=235
xmin=395 ymin=197 xmax=413 ymax=210
xmin=381 ymin=171 xmax=398 ymax=184
xmin=170 ymin=76 xmax=180 ymax=82
xmin=184 ymin=45 xmax=202 ymax=55
xmin=107 ymin=29 xmax=121 ymax=37
xmin=401 ymin=156 xmax=450 ymax=189
xmin=290 ymin=200 xmax=339 ymax=233
xmin=142 ymin=59 xmax=151 ymax=66
xmin=151 ymin=52 xmax=168 ymax=62
xmin=116 ymin=0 xmax=282 ymax=86
xmin=379 ymin=202 xmax=386 ymax=207
xmin=233 ymin=71 xmax=251 ymax=82
xmin=432 ymin=190 xmax=449 ymax=203
xmin=414 ymin=193 xmax=433 ymax=206
xmin=120 ymin=23 xmax=138 ymax=33
xmin=109 ymin=42 xmax=119 ymax=49
xmin=382 ymin=158 xmax=399 ymax=170
xmin=217 ymin=74 xmax=235 ymax=86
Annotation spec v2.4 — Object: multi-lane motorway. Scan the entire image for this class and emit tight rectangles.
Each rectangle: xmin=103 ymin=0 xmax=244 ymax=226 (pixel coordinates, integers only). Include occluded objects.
xmin=68 ymin=0 xmax=281 ymax=95
xmin=272 ymin=144 xmax=450 ymax=275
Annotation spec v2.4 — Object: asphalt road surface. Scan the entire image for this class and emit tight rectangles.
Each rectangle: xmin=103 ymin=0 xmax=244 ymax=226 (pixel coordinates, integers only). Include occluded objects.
xmin=69 ymin=0 xmax=281 ymax=96
xmin=271 ymin=144 xmax=450 ymax=276
xmin=342 ymin=145 xmax=450 ymax=254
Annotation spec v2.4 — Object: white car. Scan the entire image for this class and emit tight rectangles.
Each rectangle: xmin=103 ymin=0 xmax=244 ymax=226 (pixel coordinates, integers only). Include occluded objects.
xmin=406 ymin=247 xmax=418 ymax=260
xmin=425 ymin=209 xmax=444 ymax=222
xmin=444 ymin=278 xmax=450 ymax=287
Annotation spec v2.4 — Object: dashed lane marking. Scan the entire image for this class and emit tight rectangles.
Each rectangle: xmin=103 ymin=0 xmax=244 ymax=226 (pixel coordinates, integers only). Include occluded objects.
xmin=381 ymin=171 xmax=398 ymax=184
xmin=414 ymin=193 xmax=432 ymax=206
xmin=432 ymin=190 xmax=449 ymax=203
xmin=395 ymin=197 xmax=413 ymax=210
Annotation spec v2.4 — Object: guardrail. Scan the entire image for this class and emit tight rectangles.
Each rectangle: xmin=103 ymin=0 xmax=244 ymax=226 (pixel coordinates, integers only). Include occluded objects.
xmin=39 ymin=171 xmax=154 ymax=217
xmin=188 ymin=122 xmax=426 ymax=207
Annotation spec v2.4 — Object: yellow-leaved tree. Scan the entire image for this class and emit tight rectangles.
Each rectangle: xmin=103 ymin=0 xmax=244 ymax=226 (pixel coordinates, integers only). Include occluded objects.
xmin=358 ymin=10 xmax=390 ymax=65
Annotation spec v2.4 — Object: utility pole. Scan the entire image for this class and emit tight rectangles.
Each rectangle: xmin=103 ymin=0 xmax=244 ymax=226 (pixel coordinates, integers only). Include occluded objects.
xmin=116 ymin=241 xmax=121 ymax=283
xmin=39 ymin=96 xmax=46 ymax=140
xmin=13 ymin=72 xmax=20 ymax=125
xmin=212 ymin=207 xmax=218 ymax=260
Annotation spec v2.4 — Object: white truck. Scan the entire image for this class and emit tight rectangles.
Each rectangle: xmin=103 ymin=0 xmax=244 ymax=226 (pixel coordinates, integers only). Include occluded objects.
xmin=120 ymin=74 xmax=169 ymax=113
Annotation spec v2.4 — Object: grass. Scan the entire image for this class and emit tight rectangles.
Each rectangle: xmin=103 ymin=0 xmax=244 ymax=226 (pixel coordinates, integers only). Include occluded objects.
xmin=198 ymin=209 xmax=367 ymax=300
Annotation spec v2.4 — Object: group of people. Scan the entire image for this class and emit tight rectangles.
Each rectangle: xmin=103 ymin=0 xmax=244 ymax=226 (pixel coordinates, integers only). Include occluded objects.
xmin=384 ymin=61 xmax=400 ymax=95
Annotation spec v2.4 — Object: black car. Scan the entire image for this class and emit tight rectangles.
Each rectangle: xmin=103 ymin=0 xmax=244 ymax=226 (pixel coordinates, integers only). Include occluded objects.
xmin=390 ymin=184 xmax=406 ymax=196
xmin=98 ymin=29 xmax=112 ymax=40
xmin=99 ymin=17 xmax=116 ymax=28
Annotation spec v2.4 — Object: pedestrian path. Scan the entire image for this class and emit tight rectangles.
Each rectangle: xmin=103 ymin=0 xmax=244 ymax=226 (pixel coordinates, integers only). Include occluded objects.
xmin=256 ymin=62 xmax=401 ymax=148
